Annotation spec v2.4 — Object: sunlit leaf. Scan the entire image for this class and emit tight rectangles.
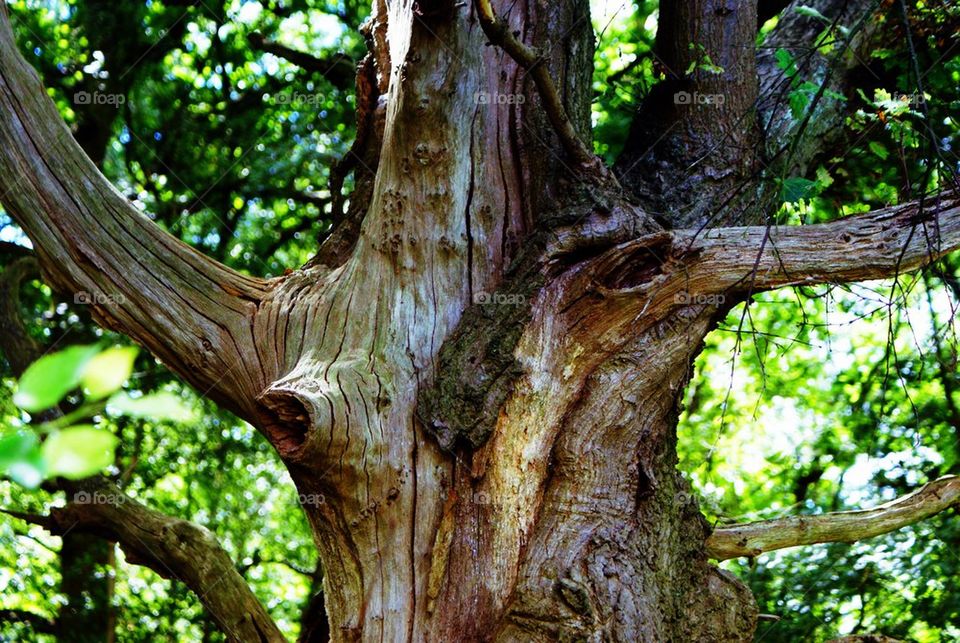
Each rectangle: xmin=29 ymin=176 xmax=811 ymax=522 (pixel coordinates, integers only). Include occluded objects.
xmin=794 ymin=5 xmax=830 ymax=22
xmin=82 ymin=346 xmax=139 ymax=400
xmin=108 ymin=391 xmax=197 ymax=423
xmin=0 ymin=430 xmax=36 ymax=469
xmin=13 ymin=345 xmax=100 ymax=412
xmin=41 ymin=425 xmax=118 ymax=479
xmin=8 ymin=450 xmax=45 ymax=488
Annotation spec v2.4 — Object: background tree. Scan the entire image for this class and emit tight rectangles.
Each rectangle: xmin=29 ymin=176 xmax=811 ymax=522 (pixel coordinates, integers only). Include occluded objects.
xmin=0 ymin=0 xmax=959 ymax=640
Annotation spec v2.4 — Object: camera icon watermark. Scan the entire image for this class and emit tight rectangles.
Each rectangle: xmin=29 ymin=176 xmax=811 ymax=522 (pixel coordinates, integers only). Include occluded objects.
xmin=74 ymin=91 xmax=125 ymax=107
xmin=674 ymin=291 xmax=725 ymax=306
xmin=74 ymin=291 xmax=126 ymax=306
xmin=471 ymin=491 xmax=492 ymax=505
xmin=474 ymin=91 xmax=526 ymax=106
xmin=474 ymin=292 xmax=525 ymax=306
xmin=674 ymin=91 xmax=725 ymax=107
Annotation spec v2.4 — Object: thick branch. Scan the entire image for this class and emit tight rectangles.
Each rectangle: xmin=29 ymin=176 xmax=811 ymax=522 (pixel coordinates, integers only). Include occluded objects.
xmin=706 ymin=476 xmax=960 ymax=560
xmin=247 ymin=32 xmax=356 ymax=90
xmin=8 ymin=478 xmax=285 ymax=643
xmin=672 ymin=191 xmax=960 ymax=295
xmin=0 ymin=260 xmax=282 ymax=641
xmin=0 ymin=6 xmax=269 ymax=420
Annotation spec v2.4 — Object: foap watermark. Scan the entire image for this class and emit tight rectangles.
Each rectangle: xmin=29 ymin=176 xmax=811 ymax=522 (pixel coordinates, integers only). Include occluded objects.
xmin=674 ymin=91 xmax=725 ymax=107
xmin=296 ymin=493 xmax=326 ymax=507
xmin=674 ymin=291 xmax=725 ymax=306
xmin=475 ymin=291 xmax=525 ymax=306
xmin=474 ymin=91 xmax=526 ymax=106
xmin=74 ymin=91 xmax=125 ymax=107
xmin=74 ymin=490 xmax=126 ymax=506
xmin=270 ymin=92 xmax=326 ymax=106
xmin=74 ymin=291 xmax=126 ymax=306
xmin=886 ymin=91 xmax=924 ymax=106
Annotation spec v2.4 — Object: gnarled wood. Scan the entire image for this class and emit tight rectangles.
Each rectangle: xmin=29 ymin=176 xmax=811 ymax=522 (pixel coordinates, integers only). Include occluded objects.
xmin=0 ymin=3 xmax=269 ymax=422
xmin=1 ymin=0 xmax=957 ymax=640
xmin=11 ymin=479 xmax=285 ymax=643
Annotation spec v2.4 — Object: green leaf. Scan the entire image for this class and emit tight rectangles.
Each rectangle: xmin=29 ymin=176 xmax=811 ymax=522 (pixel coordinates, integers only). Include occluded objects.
xmin=107 ymin=391 xmax=197 ymax=423
xmin=815 ymin=166 xmax=834 ymax=190
xmin=781 ymin=177 xmax=818 ymax=203
xmin=14 ymin=345 xmax=100 ymax=412
xmin=0 ymin=430 xmax=37 ymax=469
xmin=868 ymin=141 xmax=890 ymax=160
xmin=41 ymin=426 xmax=118 ymax=479
xmin=8 ymin=449 xmax=45 ymax=489
xmin=81 ymin=346 xmax=138 ymax=400
xmin=788 ymin=84 xmax=817 ymax=119
xmin=774 ymin=48 xmax=796 ymax=73
xmin=794 ymin=5 xmax=830 ymax=22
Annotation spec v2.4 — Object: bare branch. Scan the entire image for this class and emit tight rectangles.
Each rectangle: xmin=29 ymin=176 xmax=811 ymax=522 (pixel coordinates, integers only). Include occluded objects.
xmin=0 ymin=5 xmax=270 ymax=421
xmin=706 ymin=476 xmax=960 ymax=560
xmin=473 ymin=0 xmax=605 ymax=176
xmin=247 ymin=32 xmax=356 ymax=90
xmin=673 ymin=191 xmax=960 ymax=295
xmin=5 ymin=478 xmax=285 ymax=643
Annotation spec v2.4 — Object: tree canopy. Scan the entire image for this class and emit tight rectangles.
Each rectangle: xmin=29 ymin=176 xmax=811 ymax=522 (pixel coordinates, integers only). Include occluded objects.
xmin=1 ymin=0 xmax=959 ymax=641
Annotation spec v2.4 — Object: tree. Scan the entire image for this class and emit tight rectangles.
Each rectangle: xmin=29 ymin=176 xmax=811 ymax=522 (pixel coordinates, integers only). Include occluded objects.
xmin=1 ymin=0 xmax=959 ymax=640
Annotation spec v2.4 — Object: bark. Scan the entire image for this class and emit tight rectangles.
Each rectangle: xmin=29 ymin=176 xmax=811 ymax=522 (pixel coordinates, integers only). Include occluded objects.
xmin=707 ymin=475 xmax=960 ymax=560
xmin=615 ymin=0 xmax=762 ymax=229
xmin=6 ymin=477 xmax=285 ymax=642
xmin=0 ymin=259 xmax=283 ymax=642
xmin=2 ymin=0 xmax=958 ymax=641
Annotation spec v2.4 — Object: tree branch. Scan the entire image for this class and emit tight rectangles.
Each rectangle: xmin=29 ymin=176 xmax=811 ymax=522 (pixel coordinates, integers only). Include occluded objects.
xmin=247 ymin=32 xmax=356 ymax=90
xmin=706 ymin=476 xmax=960 ymax=560
xmin=5 ymin=478 xmax=285 ymax=643
xmin=473 ymin=0 xmax=605 ymax=176
xmin=0 ymin=5 xmax=270 ymax=421
xmin=0 ymin=608 xmax=56 ymax=634
xmin=672 ymin=191 xmax=960 ymax=295
xmin=0 ymin=257 xmax=283 ymax=642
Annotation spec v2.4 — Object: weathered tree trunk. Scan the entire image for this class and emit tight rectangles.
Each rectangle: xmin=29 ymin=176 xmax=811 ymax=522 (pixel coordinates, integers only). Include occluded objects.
xmin=3 ymin=0 xmax=960 ymax=641
xmin=255 ymin=2 xmax=754 ymax=640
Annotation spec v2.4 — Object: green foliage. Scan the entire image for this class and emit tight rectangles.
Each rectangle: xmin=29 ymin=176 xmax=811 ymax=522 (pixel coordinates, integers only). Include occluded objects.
xmin=2 ymin=345 xmax=195 ymax=486
xmin=0 ymin=0 xmax=956 ymax=640
xmin=40 ymin=425 xmax=117 ymax=479
xmin=13 ymin=344 xmax=99 ymax=412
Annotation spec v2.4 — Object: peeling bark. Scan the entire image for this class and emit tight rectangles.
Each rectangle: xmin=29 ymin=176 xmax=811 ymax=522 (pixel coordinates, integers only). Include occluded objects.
xmin=1 ymin=0 xmax=957 ymax=641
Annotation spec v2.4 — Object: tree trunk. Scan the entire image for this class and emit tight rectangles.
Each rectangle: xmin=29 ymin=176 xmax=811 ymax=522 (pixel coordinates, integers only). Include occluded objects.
xmin=255 ymin=2 xmax=755 ymax=640
xmin=3 ymin=0 xmax=959 ymax=641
